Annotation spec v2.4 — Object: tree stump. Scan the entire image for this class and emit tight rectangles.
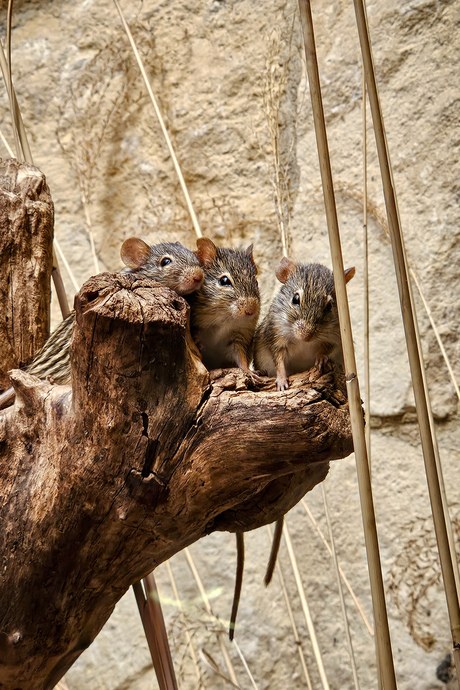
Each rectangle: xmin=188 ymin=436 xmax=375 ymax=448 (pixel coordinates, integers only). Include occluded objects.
xmin=0 ymin=159 xmax=54 ymax=390
xmin=0 ymin=271 xmax=353 ymax=690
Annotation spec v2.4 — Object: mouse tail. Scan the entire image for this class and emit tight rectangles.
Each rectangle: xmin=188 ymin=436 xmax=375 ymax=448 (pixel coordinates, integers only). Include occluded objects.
xmin=229 ymin=531 xmax=245 ymax=641
xmin=264 ymin=517 xmax=284 ymax=586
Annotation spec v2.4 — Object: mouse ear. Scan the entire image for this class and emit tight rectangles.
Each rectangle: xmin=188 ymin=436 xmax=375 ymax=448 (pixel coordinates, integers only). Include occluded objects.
xmin=194 ymin=237 xmax=217 ymax=268
xmin=345 ymin=266 xmax=356 ymax=284
xmin=120 ymin=238 xmax=151 ymax=269
xmin=245 ymin=244 xmax=257 ymax=271
xmin=275 ymin=257 xmax=297 ymax=284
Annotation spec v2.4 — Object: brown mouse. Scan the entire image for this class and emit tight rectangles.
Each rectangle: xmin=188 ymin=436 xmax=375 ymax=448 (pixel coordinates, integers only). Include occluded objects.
xmin=0 ymin=238 xmax=206 ymax=408
xmin=254 ymin=257 xmax=355 ymax=587
xmin=187 ymin=237 xmax=261 ymax=642
xmin=254 ymin=258 xmax=355 ymax=390
xmin=188 ymin=237 xmax=260 ymax=375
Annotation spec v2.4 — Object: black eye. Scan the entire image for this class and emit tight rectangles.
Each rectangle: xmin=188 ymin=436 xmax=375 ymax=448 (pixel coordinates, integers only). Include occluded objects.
xmin=325 ymin=300 xmax=333 ymax=313
xmin=160 ymin=257 xmax=172 ymax=267
xmin=292 ymin=293 xmax=300 ymax=305
xmin=219 ymin=275 xmax=232 ymax=286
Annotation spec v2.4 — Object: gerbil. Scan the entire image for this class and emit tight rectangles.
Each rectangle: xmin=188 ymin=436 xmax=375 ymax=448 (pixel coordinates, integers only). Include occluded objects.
xmin=188 ymin=237 xmax=260 ymax=375
xmin=255 ymin=257 xmax=355 ymax=587
xmin=187 ymin=237 xmax=261 ymax=642
xmin=0 ymin=239 xmax=205 ymax=408
xmin=254 ymin=257 xmax=355 ymax=391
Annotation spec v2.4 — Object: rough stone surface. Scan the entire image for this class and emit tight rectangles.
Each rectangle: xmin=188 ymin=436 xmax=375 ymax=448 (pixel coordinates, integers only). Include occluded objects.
xmin=1 ymin=0 xmax=459 ymax=688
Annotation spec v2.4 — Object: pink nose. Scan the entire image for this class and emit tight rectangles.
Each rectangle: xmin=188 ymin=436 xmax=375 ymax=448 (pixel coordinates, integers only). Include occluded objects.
xmin=245 ymin=307 xmax=256 ymax=316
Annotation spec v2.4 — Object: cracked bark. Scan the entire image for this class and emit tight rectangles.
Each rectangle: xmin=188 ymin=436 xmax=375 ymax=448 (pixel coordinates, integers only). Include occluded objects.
xmin=0 ymin=158 xmax=54 ymax=390
xmin=0 ymin=271 xmax=353 ymax=690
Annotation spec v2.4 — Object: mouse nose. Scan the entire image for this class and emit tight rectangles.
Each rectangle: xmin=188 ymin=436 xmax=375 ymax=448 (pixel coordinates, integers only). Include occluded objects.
xmin=191 ymin=269 xmax=204 ymax=285
xmin=242 ymin=297 xmax=259 ymax=318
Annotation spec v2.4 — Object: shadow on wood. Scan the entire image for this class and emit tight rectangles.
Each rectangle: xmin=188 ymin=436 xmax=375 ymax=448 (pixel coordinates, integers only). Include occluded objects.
xmin=0 ymin=271 xmax=353 ymax=689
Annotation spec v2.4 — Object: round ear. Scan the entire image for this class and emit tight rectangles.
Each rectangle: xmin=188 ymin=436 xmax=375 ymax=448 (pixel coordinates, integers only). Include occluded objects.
xmin=275 ymin=257 xmax=298 ymax=284
xmin=194 ymin=237 xmax=217 ymax=268
xmin=345 ymin=267 xmax=356 ymax=284
xmin=120 ymin=238 xmax=151 ymax=270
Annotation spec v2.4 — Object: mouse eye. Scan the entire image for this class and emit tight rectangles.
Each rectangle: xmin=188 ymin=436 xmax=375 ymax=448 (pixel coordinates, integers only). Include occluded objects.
xmin=219 ymin=275 xmax=232 ymax=287
xmin=292 ymin=293 xmax=300 ymax=306
xmin=160 ymin=257 xmax=172 ymax=267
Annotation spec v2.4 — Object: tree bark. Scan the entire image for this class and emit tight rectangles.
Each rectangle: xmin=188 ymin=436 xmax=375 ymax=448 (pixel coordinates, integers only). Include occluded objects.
xmin=0 ymin=158 xmax=54 ymax=389
xmin=0 ymin=271 xmax=353 ymax=690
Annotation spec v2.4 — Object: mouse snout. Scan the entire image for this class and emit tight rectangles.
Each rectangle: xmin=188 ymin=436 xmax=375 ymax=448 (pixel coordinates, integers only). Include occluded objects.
xmin=238 ymin=296 xmax=259 ymax=318
xmin=295 ymin=320 xmax=315 ymax=342
xmin=179 ymin=267 xmax=204 ymax=294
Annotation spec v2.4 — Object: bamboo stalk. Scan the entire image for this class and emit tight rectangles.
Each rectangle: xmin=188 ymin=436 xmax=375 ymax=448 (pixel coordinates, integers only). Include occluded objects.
xmin=352 ymin=0 xmax=460 ymax=683
xmin=112 ymin=0 xmax=202 ymax=240
xmin=283 ymin=520 xmax=330 ymax=689
xmin=321 ymin=485 xmax=360 ymax=689
xmin=165 ymin=560 xmax=202 ymax=685
xmin=184 ymin=547 xmax=239 ymax=687
xmin=297 ymin=2 xmax=397 ymax=687
xmin=300 ymin=500 xmax=374 ymax=637
xmin=132 ymin=578 xmax=178 ymax=690
xmin=362 ymin=67 xmax=371 ymax=466
xmin=265 ymin=525 xmax=313 ymax=690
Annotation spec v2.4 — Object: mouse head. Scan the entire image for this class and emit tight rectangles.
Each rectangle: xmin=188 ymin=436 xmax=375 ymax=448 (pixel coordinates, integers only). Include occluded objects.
xmin=191 ymin=238 xmax=260 ymax=324
xmin=274 ymin=258 xmax=354 ymax=343
xmin=120 ymin=237 xmax=204 ymax=295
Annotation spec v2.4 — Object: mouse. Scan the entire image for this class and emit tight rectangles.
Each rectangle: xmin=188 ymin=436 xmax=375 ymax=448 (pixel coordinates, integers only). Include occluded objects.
xmin=188 ymin=237 xmax=260 ymax=376
xmin=186 ymin=237 xmax=261 ymax=642
xmin=254 ymin=256 xmax=355 ymax=587
xmin=254 ymin=257 xmax=355 ymax=390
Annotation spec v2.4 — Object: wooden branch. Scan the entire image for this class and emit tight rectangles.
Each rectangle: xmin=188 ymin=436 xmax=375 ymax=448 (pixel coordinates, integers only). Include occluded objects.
xmin=0 ymin=272 xmax=353 ymax=690
xmin=0 ymin=158 xmax=54 ymax=389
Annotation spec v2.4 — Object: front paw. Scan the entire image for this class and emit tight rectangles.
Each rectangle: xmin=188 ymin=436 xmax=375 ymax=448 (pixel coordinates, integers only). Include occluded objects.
xmin=276 ymin=375 xmax=290 ymax=391
xmin=315 ymin=355 xmax=329 ymax=374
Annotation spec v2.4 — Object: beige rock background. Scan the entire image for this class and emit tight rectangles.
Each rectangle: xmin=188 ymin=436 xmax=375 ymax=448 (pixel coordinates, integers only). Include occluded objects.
xmin=1 ymin=0 xmax=459 ymax=687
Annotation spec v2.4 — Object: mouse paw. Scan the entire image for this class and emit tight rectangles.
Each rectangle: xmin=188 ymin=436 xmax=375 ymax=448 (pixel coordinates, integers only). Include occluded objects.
xmin=276 ymin=376 xmax=290 ymax=391
xmin=315 ymin=355 xmax=329 ymax=374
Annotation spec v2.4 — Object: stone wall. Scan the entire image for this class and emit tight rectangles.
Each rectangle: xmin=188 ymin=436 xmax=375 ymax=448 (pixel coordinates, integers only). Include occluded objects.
xmin=1 ymin=0 xmax=459 ymax=687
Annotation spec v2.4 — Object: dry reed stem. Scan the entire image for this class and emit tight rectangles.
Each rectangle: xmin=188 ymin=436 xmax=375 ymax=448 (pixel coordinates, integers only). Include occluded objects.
xmin=353 ymin=0 xmax=460 ymax=683
xmin=300 ymin=499 xmax=373 ymax=637
xmin=112 ymin=0 xmax=202 ymax=240
xmin=132 ymin=578 xmax=179 ymax=690
xmin=283 ymin=520 xmax=330 ymax=689
xmin=184 ymin=547 xmax=240 ymax=687
xmin=362 ymin=68 xmax=371 ymax=467
xmin=0 ymin=128 xmax=13 ymax=156
xmin=410 ymin=268 xmax=460 ymax=404
xmin=6 ymin=0 xmax=21 ymax=161
xmin=165 ymin=560 xmax=202 ymax=685
xmin=54 ymin=238 xmax=80 ymax=294
xmin=0 ymin=38 xmax=32 ymax=163
xmin=321 ymin=485 xmax=360 ymax=689
xmin=263 ymin=22 xmax=296 ymax=257
xmin=265 ymin=525 xmax=313 ymax=690
xmin=297 ymin=2 xmax=397 ymax=687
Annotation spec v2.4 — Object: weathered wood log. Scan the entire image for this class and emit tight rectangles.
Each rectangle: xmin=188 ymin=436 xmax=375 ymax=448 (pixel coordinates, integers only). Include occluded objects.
xmin=0 ymin=158 xmax=54 ymax=389
xmin=0 ymin=271 xmax=353 ymax=690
